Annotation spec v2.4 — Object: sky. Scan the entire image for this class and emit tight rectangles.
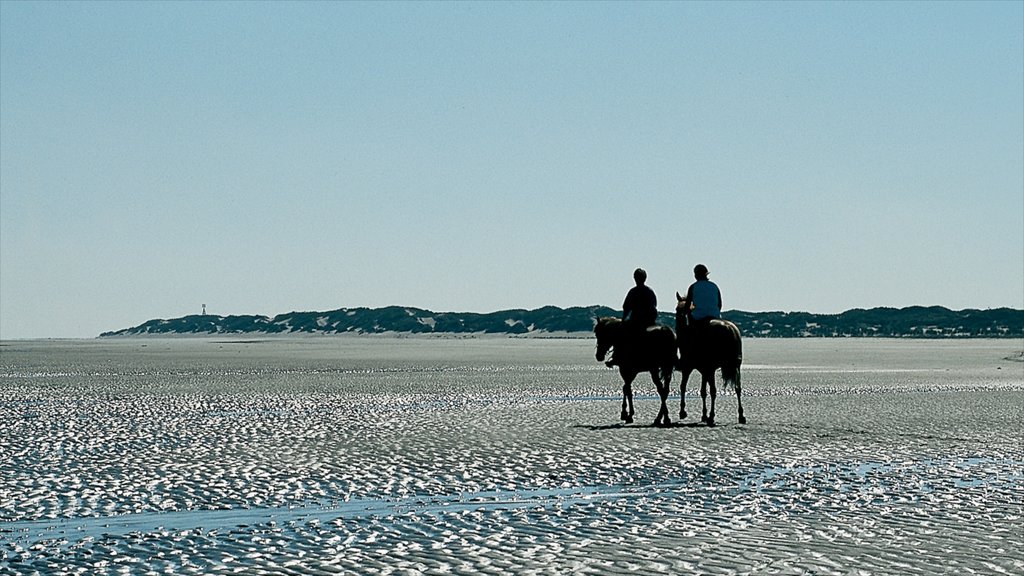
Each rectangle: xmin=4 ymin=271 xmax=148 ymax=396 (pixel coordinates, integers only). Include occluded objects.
xmin=1 ymin=1 xmax=1022 ymax=339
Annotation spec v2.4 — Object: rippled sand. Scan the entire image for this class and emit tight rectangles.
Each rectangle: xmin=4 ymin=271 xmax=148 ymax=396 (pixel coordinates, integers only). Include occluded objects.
xmin=2 ymin=337 xmax=1022 ymax=575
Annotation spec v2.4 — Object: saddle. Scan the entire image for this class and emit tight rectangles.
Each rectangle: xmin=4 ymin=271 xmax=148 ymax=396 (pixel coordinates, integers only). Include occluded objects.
xmin=609 ymin=323 xmax=668 ymax=367
xmin=680 ymin=317 xmax=717 ymax=358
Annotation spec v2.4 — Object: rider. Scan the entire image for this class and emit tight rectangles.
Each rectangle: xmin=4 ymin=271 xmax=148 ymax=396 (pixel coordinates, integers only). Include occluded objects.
xmin=677 ymin=264 xmax=722 ymax=351
xmin=623 ymin=267 xmax=658 ymax=329
xmin=617 ymin=268 xmax=658 ymax=363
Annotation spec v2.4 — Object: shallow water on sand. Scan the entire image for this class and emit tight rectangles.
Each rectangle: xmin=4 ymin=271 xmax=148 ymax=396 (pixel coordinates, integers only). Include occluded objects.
xmin=2 ymin=337 xmax=1022 ymax=575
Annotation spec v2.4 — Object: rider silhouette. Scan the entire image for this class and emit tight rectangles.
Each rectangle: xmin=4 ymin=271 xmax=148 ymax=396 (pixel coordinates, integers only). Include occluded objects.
xmin=616 ymin=268 xmax=658 ymax=364
xmin=623 ymin=268 xmax=658 ymax=329
xmin=681 ymin=264 xmax=721 ymax=322
xmin=677 ymin=264 xmax=722 ymax=354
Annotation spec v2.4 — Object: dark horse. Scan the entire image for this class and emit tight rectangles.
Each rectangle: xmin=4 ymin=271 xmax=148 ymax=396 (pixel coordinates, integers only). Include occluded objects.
xmin=594 ymin=317 xmax=677 ymax=426
xmin=675 ymin=298 xmax=745 ymax=426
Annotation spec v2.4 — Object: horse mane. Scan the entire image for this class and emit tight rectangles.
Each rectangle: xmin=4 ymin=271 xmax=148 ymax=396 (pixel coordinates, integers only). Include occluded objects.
xmin=595 ymin=316 xmax=621 ymax=327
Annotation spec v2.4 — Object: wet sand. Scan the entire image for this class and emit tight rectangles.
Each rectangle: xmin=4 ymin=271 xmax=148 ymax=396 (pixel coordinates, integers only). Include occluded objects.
xmin=2 ymin=337 xmax=1022 ymax=574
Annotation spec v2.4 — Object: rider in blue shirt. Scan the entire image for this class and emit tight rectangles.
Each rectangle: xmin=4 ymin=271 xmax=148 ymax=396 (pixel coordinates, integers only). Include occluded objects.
xmin=680 ymin=264 xmax=721 ymax=322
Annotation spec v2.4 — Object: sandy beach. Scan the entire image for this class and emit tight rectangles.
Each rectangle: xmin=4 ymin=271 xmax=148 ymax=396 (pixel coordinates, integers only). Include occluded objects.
xmin=1 ymin=337 xmax=1022 ymax=575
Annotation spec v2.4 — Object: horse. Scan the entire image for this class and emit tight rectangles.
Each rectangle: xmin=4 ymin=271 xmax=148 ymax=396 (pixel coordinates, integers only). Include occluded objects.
xmin=675 ymin=298 xmax=745 ymax=426
xmin=594 ymin=317 xmax=677 ymax=426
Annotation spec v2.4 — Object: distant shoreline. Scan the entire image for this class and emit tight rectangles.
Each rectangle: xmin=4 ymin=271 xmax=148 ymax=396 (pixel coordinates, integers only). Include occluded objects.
xmin=97 ymin=305 xmax=1023 ymax=339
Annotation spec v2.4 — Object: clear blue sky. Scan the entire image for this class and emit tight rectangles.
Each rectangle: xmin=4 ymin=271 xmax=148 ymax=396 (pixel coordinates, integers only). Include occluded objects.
xmin=2 ymin=1 xmax=1022 ymax=339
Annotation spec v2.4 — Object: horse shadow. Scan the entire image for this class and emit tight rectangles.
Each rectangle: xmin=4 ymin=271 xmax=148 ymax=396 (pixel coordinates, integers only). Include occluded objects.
xmin=573 ymin=421 xmax=723 ymax=431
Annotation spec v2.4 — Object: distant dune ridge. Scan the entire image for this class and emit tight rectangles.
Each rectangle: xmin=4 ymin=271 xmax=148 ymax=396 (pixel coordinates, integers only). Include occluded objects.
xmin=100 ymin=305 xmax=1023 ymax=338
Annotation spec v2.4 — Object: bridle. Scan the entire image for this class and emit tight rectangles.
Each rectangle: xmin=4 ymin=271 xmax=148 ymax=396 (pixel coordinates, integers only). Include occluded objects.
xmin=594 ymin=318 xmax=616 ymax=361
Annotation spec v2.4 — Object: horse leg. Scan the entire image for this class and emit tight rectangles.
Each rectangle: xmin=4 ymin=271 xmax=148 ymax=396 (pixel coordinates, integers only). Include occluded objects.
xmin=622 ymin=381 xmax=630 ymax=422
xmin=700 ymin=374 xmax=709 ymax=423
xmin=620 ymin=382 xmax=630 ymax=423
xmin=678 ymin=369 xmax=689 ymax=420
xmin=652 ymin=369 xmax=670 ymax=427
xmin=662 ymin=365 xmax=673 ymax=426
xmin=707 ymin=373 xmax=717 ymax=427
xmin=735 ymin=368 xmax=746 ymax=424
xmin=620 ymin=369 xmax=636 ymax=424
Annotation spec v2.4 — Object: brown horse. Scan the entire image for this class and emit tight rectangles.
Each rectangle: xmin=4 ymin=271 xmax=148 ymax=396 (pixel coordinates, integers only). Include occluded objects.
xmin=594 ymin=317 xmax=676 ymax=426
xmin=675 ymin=298 xmax=745 ymax=426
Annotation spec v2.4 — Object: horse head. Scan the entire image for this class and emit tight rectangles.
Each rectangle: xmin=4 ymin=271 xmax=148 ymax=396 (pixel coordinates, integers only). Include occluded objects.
xmin=593 ymin=317 xmax=620 ymax=362
xmin=674 ymin=292 xmax=693 ymax=333
xmin=675 ymin=291 xmax=693 ymax=313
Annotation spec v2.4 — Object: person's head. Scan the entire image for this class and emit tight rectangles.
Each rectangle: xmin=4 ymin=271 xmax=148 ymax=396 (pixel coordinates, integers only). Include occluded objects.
xmin=633 ymin=268 xmax=647 ymax=285
xmin=694 ymin=264 xmax=709 ymax=280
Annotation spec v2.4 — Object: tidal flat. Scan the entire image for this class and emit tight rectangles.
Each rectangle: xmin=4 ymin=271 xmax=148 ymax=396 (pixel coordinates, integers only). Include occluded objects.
xmin=1 ymin=337 xmax=1022 ymax=575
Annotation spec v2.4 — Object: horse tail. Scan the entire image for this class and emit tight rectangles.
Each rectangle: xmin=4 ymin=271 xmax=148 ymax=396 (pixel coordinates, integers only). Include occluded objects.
xmin=721 ymin=362 xmax=740 ymax=392
xmin=720 ymin=323 xmax=742 ymax=391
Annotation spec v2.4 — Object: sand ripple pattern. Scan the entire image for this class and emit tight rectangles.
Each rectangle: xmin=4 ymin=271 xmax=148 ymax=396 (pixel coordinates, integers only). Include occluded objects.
xmin=2 ymin=338 xmax=1022 ymax=575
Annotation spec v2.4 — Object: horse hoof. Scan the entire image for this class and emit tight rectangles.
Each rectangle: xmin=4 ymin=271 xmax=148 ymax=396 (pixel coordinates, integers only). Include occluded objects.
xmin=706 ymin=419 xmax=716 ymax=427
xmin=738 ymin=416 xmax=747 ymax=425
xmin=624 ymin=415 xmax=634 ymax=424
xmin=679 ymin=410 xmax=687 ymax=420
xmin=700 ymin=415 xmax=708 ymax=423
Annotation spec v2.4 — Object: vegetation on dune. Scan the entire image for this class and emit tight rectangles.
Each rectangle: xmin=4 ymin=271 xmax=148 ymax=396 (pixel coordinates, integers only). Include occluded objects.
xmin=100 ymin=306 xmax=1023 ymax=338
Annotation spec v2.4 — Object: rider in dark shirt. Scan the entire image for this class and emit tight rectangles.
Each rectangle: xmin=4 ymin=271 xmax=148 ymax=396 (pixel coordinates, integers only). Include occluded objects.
xmin=623 ymin=268 xmax=658 ymax=330
xmin=613 ymin=267 xmax=659 ymax=366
